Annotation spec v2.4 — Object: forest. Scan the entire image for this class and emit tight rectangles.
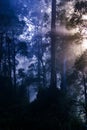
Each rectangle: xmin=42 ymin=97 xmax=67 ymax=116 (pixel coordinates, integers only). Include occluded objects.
xmin=0 ymin=0 xmax=87 ymax=129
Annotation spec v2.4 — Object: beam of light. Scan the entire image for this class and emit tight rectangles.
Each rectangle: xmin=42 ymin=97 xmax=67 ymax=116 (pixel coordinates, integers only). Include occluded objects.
xmin=62 ymin=57 xmax=67 ymax=89
xmin=82 ymin=15 xmax=87 ymax=20
xmin=82 ymin=38 xmax=87 ymax=51
xmin=55 ymin=25 xmax=79 ymax=36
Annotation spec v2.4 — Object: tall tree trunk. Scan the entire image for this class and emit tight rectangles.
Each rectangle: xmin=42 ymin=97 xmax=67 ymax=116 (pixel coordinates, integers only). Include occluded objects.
xmin=37 ymin=37 xmax=41 ymax=88
xmin=0 ymin=33 xmax=3 ymax=74
xmin=3 ymin=34 xmax=7 ymax=77
xmin=83 ymin=73 xmax=87 ymax=123
xmin=6 ymin=34 xmax=12 ymax=80
xmin=60 ymin=58 xmax=67 ymax=90
xmin=50 ymin=0 xmax=57 ymax=88
xmin=13 ymin=37 xmax=16 ymax=89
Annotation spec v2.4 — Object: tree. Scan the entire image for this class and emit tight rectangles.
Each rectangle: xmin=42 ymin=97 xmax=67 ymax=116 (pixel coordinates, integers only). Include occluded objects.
xmin=51 ymin=0 xmax=57 ymax=88
xmin=74 ymin=50 xmax=87 ymax=123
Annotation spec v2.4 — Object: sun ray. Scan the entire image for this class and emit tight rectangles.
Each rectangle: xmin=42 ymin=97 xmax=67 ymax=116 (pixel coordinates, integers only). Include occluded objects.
xmin=82 ymin=38 xmax=87 ymax=51
xmin=82 ymin=15 xmax=87 ymax=20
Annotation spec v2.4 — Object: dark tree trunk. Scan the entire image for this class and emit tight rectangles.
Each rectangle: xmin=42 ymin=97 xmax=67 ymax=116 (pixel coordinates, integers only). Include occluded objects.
xmin=3 ymin=34 xmax=7 ymax=76
xmin=60 ymin=58 xmax=67 ymax=90
xmin=6 ymin=35 xmax=12 ymax=80
xmin=50 ymin=0 xmax=57 ymax=88
xmin=83 ymin=73 xmax=87 ymax=123
xmin=0 ymin=33 xmax=3 ymax=74
xmin=37 ymin=36 xmax=42 ymax=88
xmin=13 ymin=37 xmax=16 ymax=89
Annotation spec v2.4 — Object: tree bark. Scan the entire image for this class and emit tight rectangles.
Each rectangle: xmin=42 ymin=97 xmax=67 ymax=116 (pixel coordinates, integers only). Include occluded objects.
xmin=50 ymin=0 xmax=57 ymax=88
xmin=6 ymin=34 xmax=12 ymax=80
xmin=13 ymin=37 xmax=16 ymax=89
xmin=83 ymin=73 xmax=87 ymax=123
xmin=0 ymin=33 xmax=3 ymax=74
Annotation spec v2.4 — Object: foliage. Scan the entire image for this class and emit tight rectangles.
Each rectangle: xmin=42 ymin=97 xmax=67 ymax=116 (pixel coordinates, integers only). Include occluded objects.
xmin=75 ymin=50 xmax=87 ymax=71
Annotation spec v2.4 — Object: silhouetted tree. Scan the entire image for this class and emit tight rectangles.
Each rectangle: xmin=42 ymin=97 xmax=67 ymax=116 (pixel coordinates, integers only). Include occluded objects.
xmin=51 ymin=0 xmax=57 ymax=88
